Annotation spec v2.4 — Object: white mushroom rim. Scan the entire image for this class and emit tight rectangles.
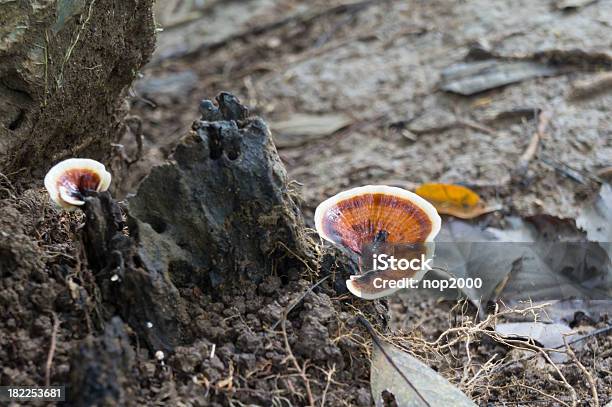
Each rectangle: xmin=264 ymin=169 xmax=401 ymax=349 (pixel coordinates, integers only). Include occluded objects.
xmin=345 ymin=265 xmax=431 ymax=300
xmin=44 ymin=158 xmax=112 ymax=210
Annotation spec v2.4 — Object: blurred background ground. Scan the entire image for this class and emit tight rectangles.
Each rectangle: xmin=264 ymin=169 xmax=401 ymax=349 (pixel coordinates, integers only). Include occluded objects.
xmin=112 ymin=1 xmax=611 ymax=403
xmin=121 ymin=0 xmax=611 ymax=222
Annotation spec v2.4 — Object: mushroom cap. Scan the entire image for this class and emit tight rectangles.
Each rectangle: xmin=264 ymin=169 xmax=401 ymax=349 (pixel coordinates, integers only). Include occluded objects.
xmin=314 ymin=185 xmax=441 ymax=254
xmin=44 ymin=158 xmax=112 ymax=210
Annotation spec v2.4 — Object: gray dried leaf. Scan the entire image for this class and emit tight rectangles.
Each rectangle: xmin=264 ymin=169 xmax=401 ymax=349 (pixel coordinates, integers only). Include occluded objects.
xmin=495 ymin=322 xmax=577 ymax=349
xmin=577 ymin=183 xmax=612 ymax=243
xmin=440 ymin=60 xmax=558 ymax=95
xmin=430 ymin=216 xmax=611 ymax=310
xmin=555 ymin=0 xmax=598 ymax=10
xmin=542 ymin=299 xmax=612 ymax=324
xmin=406 ymin=109 xmax=456 ymax=134
xmin=495 ymin=322 xmax=580 ymax=362
xmin=430 ymin=218 xmax=536 ymax=308
xmin=371 ymin=339 xmax=476 ymax=407
xmin=271 ymin=113 xmax=353 ymax=148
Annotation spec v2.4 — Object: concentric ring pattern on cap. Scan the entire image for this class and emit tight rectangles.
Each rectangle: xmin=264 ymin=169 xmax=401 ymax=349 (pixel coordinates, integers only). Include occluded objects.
xmin=44 ymin=158 xmax=112 ymax=209
xmin=314 ymin=185 xmax=441 ymax=254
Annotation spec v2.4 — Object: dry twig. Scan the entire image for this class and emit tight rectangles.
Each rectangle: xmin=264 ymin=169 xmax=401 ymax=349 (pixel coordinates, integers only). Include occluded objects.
xmin=515 ymin=109 xmax=552 ymax=176
xmin=516 ymin=383 xmax=572 ymax=407
xmin=280 ymin=301 xmax=315 ymax=406
xmin=564 ymin=337 xmax=599 ymax=407
xmin=389 ymin=302 xmax=590 ymax=405
xmin=569 ymin=71 xmax=612 ymax=100
xmin=320 ymin=364 xmax=336 ymax=407
xmin=45 ymin=312 xmax=60 ymax=387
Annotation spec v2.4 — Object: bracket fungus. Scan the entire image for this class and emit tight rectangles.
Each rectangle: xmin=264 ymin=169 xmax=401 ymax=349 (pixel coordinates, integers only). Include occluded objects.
xmin=315 ymin=185 xmax=441 ymax=299
xmin=44 ymin=158 xmax=112 ymax=210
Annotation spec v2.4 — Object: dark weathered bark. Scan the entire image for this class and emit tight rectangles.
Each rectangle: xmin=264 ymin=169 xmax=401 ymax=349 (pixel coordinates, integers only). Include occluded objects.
xmin=81 ymin=93 xmax=316 ymax=353
xmin=66 ymin=317 xmax=136 ymax=407
xmin=0 ymin=0 xmax=155 ymax=182
xmin=82 ymin=192 xmax=191 ymax=353
xmin=128 ymin=92 xmax=315 ymax=289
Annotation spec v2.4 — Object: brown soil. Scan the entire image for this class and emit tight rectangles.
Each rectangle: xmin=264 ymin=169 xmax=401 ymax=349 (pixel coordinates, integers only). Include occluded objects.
xmin=0 ymin=185 xmax=380 ymax=406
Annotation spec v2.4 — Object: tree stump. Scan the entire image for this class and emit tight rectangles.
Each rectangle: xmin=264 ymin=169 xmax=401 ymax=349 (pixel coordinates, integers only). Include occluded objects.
xmin=0 ymin=0 xmax=155 ymax=181
xmin=128 ymin=92 xmax=315 ymax=289
xmin=81 ymin=93 xmax=316 ymax=353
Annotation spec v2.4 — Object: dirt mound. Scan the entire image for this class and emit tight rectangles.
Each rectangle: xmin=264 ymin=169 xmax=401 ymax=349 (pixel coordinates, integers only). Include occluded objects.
xmin=0 ymin=189 xmax=80 ymax=398
xmin=0 ymin=187 xmax=376 ymax=405
xmin=0 ymin=96 xmax=382 ymax=406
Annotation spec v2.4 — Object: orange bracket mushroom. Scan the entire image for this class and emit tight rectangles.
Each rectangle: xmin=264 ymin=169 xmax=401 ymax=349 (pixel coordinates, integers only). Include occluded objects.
xmin=44 ymin=158 xmax=112 ymax=210
xmin=315 ymin=185 xmax=441 ymax=299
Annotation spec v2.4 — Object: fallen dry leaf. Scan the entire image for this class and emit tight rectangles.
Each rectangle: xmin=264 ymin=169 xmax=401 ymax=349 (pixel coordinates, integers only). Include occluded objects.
xmin=415 ymin=183 xmax=501 ymax=219
xmin=429 ymin=217 xmax=612 ymax=313
xmin=440 ymin=60 xmax=558 ymax=95
xmin=495 ymin=321 xmax=580 ymax=362
xmin=270 ymin=112 xmax=353 ymax=148
xmin=371 ymin=337 xmax=476 ymax=407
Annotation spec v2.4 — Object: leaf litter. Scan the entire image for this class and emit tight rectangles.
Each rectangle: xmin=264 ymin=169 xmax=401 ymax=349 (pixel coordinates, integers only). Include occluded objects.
xmin=440 ymin=60 xmax=560 ymax=96
xmin=415 ymin=183 xmax=502 ymax=219
xmin=370 ymin=333 xmax=476 ymax=406
xmin=494 ymin=322 xmax=580 ymax=363
xmin=270 ymin=112 xmax=353 ymax=148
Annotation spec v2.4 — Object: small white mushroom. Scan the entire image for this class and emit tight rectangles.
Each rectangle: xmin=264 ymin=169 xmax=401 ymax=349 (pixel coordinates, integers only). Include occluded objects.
xmin=210 ymin=343 xmax=216 ymax=359
xmin=155 ymin=350 xmax=165 ymax=361
xmin=44 ymin=158 xmax=111 ymax=210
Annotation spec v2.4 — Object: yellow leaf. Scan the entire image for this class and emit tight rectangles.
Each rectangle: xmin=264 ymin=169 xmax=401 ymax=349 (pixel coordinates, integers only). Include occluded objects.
xmin=415 ymin=183 xmax=500 ymax=219
xmin=416 ymin=183 xmax=480 ymax=207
